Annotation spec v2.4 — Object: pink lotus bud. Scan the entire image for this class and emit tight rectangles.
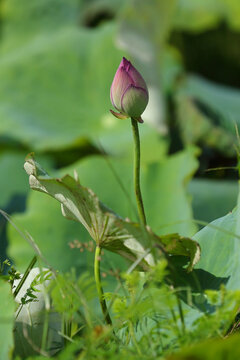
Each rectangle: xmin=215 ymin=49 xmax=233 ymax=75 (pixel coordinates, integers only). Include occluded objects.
xmin=110 ymin=57 xmax=149 ymax=123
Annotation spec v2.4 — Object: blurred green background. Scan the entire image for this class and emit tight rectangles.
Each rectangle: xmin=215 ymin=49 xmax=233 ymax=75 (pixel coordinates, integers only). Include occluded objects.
xmin=0 ymin=0 xmax=239 ymax=275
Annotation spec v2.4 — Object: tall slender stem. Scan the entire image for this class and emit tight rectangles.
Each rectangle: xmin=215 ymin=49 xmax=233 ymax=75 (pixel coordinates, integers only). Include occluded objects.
xmin=94 ymin=245 xmax=112 ymax=326
xmin=131 ymin=118 xmax=147 ymax=226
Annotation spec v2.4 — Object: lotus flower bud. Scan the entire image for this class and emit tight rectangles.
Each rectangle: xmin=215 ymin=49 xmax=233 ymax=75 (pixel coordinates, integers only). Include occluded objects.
xmin=110 ymin=57 xmax=148 ymax=123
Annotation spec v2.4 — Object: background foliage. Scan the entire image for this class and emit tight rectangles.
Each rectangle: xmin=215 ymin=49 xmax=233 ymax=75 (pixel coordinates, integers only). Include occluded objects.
xmin=1 ymin=0 xmax=240 ymax=359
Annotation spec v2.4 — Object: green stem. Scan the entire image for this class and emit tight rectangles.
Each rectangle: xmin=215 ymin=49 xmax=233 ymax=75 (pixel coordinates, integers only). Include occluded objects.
xmin=176 ymin=293 xmax=185 ymax=334
xmin=13 ymin=255 xmax=37 ymax=298
xmin=131 ymin=118 xmax=147 ymax=226
xmin=129 ymin=320 xmax=142 ymax=356
xmin=94 ymin=245 xmax=112 ymax=326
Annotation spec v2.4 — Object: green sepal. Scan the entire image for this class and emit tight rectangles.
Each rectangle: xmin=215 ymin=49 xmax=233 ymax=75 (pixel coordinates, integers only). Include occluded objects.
xmin=110 ymin=109 xmax=129 ymax=120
